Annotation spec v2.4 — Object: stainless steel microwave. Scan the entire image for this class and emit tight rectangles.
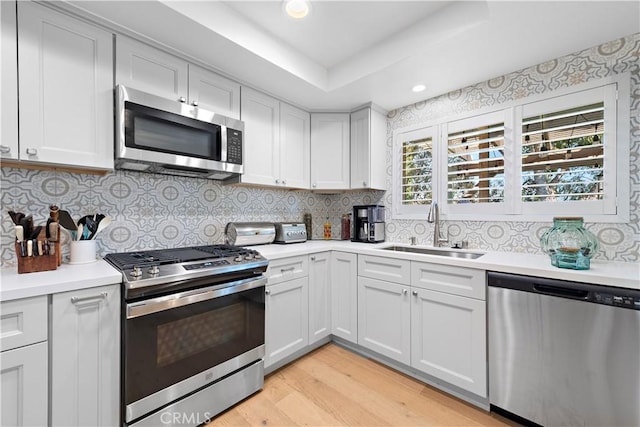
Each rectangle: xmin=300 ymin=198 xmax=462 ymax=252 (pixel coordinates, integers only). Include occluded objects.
xmin=115 ymin=85 xmax=243 ymax=180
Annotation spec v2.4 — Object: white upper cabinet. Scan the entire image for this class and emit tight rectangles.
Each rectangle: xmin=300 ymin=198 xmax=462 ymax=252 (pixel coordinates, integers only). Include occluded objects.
xmin=1 ymin=1 xmax=18 ymax=161
xmin=116 ymin=35 xmax=188 ymax=102
xmin=239 ymin=87 xmax=310 ymax=189
xmin=350 ymin=107 xmax=386 ymax=190
xmin=239 ymin=87 xmax=280 ymax=186
xmin=18 ymin=1 xmax=114 ymax=169
xmin=279 ymin=103 xmax=310 ymax=188
xmin=189 ymin=64 xmax=240 ymax=119
xmin=116 ymin=35 xmax=240 ymax=119
xmin=310 ymin=113 xmax=350 ymax=190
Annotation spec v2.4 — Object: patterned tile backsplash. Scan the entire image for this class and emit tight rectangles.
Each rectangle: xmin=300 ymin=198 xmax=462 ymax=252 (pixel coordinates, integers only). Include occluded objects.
xmin=2 ymin=33 xmax=638 ymax=267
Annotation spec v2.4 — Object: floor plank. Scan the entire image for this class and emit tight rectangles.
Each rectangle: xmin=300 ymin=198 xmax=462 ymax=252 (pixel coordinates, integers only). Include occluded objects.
xmin=208 ymin=343 xmax=511 ymax=426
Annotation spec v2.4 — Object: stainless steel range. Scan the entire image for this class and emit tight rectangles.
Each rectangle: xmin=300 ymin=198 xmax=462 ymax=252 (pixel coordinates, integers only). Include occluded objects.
xmin=105 ymin=245 xmax=268 ymax=427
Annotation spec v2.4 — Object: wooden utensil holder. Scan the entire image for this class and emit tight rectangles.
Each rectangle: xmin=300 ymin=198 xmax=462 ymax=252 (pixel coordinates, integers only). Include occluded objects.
xmin=15 ymin=225 xmax=61 ymax=274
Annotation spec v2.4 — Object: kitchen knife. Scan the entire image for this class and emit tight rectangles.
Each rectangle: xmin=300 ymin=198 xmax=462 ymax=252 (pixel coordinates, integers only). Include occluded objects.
xmin=57 ymin=210 xmax=76 ymax=231
xmin=15 ymin=225 xmax=24 ymax=242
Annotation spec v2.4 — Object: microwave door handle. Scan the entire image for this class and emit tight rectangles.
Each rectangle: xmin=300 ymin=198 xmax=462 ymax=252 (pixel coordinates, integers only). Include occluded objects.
xmin=221 ymin=126 xmax=228 ymax=162
xmin=126 ymin=276 xmax=267 ymax=319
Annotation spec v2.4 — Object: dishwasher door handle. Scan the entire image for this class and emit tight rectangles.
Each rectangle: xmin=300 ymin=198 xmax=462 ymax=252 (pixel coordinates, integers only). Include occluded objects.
xmin=533 ymin=283 xmax=589 ymax=299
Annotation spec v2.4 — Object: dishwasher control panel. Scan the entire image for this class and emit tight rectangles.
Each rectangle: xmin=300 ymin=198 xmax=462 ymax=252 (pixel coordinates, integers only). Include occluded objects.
xmin=594 ymin=292 xmax=640 ymax=310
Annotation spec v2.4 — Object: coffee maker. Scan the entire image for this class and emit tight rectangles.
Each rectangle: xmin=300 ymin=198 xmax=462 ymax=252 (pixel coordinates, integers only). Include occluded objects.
xmin=352 ymin=205 xmax=385 ymax=243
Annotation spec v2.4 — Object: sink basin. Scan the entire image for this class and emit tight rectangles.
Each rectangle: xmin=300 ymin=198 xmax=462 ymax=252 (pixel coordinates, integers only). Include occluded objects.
xmin=379 ymin=245 xmax=484 ymax=259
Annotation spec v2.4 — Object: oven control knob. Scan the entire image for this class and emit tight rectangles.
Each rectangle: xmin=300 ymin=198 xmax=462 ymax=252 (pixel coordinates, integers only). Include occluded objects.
xmin=130 ymin=267 xmax=142 ymax=278
xmin=234 ymin=255 xmax=243 ymax=262
xmin=148 ymin=265 xmax=160 ymax=275
xmin=244 ymin=254 xmax=254 ymax=260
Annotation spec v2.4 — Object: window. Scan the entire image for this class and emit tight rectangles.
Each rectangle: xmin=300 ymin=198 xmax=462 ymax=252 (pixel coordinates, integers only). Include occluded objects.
xmin=392 ymin=75 xmax=629 ymax=222
xmin=393 ymin=126 xmax=438 ymax=218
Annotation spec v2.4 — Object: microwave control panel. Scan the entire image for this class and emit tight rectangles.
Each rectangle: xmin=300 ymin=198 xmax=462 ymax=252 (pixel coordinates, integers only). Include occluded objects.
xmin=226 ymin=129 xmax=243 ymax=164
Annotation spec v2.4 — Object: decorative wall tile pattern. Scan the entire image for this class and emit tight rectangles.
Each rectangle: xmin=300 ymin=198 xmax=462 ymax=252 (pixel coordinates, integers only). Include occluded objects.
xmin=0 ymin=167 xmax=383 ymax=266
xmin=385 ymin=33 xmax=640 ymax=262
xmin=1 ymin=34 xmax=637 ymax=268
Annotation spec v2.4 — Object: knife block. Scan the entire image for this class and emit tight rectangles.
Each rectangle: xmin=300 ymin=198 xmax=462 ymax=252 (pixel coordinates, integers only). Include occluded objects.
xmin=15 ymin=225 xmax=61 ymax=274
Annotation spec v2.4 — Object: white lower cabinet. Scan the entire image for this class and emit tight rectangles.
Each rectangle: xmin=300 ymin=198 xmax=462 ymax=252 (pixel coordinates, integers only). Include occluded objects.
xmin=265 ymin=277 xmax=309 ymax=368
xmin=0 ymin=296 xmax=48 ymax=427
xmin=50 ymin=284 xmax=120 ymax=427
xmin=410 ymin=288 xmax=487 ymax=397
xmin=330 ymin=252 xmax=358 ymax=343
xmin=308 ymin=252 xmax=331 ymax=344
xmin=357 ymin=276 xmax=411 ymax=365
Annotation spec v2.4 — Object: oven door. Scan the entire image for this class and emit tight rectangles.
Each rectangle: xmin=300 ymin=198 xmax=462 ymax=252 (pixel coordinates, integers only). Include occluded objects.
xmin=124 ymin=276 xmax=266 ymax=423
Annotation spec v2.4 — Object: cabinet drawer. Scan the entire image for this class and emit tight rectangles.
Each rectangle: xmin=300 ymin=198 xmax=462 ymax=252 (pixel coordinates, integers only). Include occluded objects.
xmin=411 ymin=262 xmax=486 ymax=300
xmin=358 ymin=255 xmax=410 ymax=285
xmin=1 ymin=295 xmax=48 ymax=352
xmin=267 ymin=256 xmax=309 ymax=285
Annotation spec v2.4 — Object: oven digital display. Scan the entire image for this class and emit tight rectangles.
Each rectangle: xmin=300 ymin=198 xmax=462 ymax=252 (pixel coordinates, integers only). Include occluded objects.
xmin=183 ymin=260 xmax=230 ymax=270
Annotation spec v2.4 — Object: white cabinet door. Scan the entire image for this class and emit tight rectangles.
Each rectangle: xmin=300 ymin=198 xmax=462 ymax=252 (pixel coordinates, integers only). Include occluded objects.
xmin=188 ymin=64 xmax=240 ymax=119
xmin=310 ymin=113 xmax=350 ymax=190
xmin=265 ymin=277 xmax=309 ymax=368
xmin=331 ymin=252 xmax=358 ymax=343
xmin=115 ymin=35 xmax=188 ymax=101
xmin=350 ymin=107 xmax=386 ymax=190
xmin=308 ymin=252 xmax=331 ymax=344
xmin=239 ymin=87 xmax=280 ymax=186
xmin=279 ymin=103 xmax=310 ymax=189
xmin=18 ymin=2 xmax=113 ymax=169
xmin=0 ymin=342 xmax=48 ymax=427
xmin=411 ymin=288 xmax=487 ymax=397
xmin=358 ymin=276 xmax=411 ymax=365
xmin=51 ymin=285 xmax=120 ymax=427
xmin=1 ymin=0 xmax=18 ymax=160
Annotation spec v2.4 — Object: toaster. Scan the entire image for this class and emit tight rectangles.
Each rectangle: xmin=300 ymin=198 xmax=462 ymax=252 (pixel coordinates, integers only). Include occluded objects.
xmin=274 ymin=223 xmax=307 ymax=244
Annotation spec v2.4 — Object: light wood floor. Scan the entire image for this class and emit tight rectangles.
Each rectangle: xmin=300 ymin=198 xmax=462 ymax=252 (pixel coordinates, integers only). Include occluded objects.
xmin=208 ymin=343 xmax=512 ymax=426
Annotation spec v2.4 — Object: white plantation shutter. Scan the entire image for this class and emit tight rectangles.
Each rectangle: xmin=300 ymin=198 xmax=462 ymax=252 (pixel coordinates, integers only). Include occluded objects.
xmin=522 ymin=102 xmax=605 ymax=202
xmin=447 ymin=122 xmax=505 ymax=204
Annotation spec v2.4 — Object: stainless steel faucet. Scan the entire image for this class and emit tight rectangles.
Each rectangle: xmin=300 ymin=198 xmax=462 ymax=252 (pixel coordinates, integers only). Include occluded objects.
xmin=427 ymin=201 xmax=448 ymax=247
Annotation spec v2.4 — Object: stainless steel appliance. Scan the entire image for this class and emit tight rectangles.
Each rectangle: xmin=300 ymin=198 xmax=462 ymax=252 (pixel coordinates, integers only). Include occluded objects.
xmin=116 ymin=85 xmax=244 ymax=180
xmin=352 ymin=205 xmax=385 ymax=243
xmin=489 ymin=272 xmax=640 ymax=427
xmin=274 ymin=223 xmax=307 ymax=244
xmin=105 ymin=245 xmax=268 ymax=427
xmin=224 ymin=222 xmax=276 ymax=246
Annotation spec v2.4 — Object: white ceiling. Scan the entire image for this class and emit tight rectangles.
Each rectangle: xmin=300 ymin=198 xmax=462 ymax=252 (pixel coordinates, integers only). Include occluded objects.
xmin=65 ymin=1 xmax=640 ymax=112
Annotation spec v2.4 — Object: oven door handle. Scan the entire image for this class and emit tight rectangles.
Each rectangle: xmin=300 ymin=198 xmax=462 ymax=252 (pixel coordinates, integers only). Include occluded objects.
xmin=126 ymin=276 xmax=267 ymax=319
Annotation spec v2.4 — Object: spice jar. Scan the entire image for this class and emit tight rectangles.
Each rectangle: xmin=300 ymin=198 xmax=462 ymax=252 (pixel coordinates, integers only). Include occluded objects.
xmin=323 ymin=217 xmax=332 ymax=240
xmin=540 ymin=217 xmax=599 ymax=270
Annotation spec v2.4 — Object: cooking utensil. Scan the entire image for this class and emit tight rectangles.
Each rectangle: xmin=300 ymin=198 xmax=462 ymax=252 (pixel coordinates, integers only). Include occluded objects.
xmin=90 ymin=216 xmax=111 ymax=240
xmin=57 ymin=210 xmax=76 ymax=231
xmin=77 ymin=223 xmax=84 ymax=241
xmin=19 ymin=215 xmax=33 ymax=240
xmin=30 ymin=225 xmax=42 ymax=240
xmin=15 ymin=225 xmax=24 ymax=242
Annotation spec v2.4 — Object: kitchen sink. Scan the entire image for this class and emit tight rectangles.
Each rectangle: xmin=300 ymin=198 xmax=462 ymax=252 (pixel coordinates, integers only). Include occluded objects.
xmin=379 ymin=245 xmax=484 ymax=259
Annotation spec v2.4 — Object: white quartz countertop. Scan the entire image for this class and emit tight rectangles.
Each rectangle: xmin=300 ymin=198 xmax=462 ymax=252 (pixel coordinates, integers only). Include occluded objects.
xmin=256 ymin=240 xmax=640 ymax=290
xmin=1 ymin=240 xmax=638 ymax=302
xmin=0 ymin=260 xmax=122 ymax=301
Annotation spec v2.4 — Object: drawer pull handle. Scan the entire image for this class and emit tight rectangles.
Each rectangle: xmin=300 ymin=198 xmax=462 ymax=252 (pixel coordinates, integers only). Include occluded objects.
xmin=412 ymin=291 xmax=418 ymax=296
xmin=71 ymin=292 xmax=107 ymax=304
xmin=280 ymin=267 xmax=296 ymax=273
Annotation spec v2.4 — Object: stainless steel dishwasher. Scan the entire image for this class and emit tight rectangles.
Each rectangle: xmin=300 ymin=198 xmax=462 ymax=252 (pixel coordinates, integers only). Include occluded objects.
xmin=488 ymin=271 xmax=640 ymax=427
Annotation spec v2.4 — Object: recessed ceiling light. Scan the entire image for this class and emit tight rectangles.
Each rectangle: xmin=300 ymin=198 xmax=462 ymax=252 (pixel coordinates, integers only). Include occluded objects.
xmin=412 ymin=84 xmax=426 ymax=93
xmin=284 ymin=0 xmax=311 ymax=19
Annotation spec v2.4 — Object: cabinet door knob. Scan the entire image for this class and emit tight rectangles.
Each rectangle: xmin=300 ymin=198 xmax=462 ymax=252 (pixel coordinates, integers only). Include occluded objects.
xmin=265 ymin=289 xmax=271 ymax=295
xmin=312 ymin=183 xmax=316 ymax=188
xmin=363 ymin=181 xmax=367 ymax=186
xmin=275 ymin=179 xmax=280 ymax=184
xmin=412 ymin=290 xmax=418 ymax=296
xmin=310 ymin=256 xmax=316 ymax=261
xmin=192 ymin=101 xmax=198 ymax=107
xmin=403 ymin=289 xmax=408 ymax=295
xmin=179 ymin=97 xmax=186 ymax=103
xmin=25 ymin=148 xmax=38 ymax=156
xmin=0 ymin=145 xmax=11 ymax=154
xmin=282 ymin=180 xmax=286 ymax=185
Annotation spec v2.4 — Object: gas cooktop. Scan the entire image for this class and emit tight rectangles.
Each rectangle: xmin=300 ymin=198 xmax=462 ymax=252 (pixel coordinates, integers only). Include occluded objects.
xmin=105 ymin=244 xmax=268 ymax=295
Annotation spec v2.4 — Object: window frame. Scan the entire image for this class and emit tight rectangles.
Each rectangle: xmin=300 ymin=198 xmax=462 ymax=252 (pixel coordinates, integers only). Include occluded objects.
xmin=391 ymin=73 xmax=630 ymax=223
